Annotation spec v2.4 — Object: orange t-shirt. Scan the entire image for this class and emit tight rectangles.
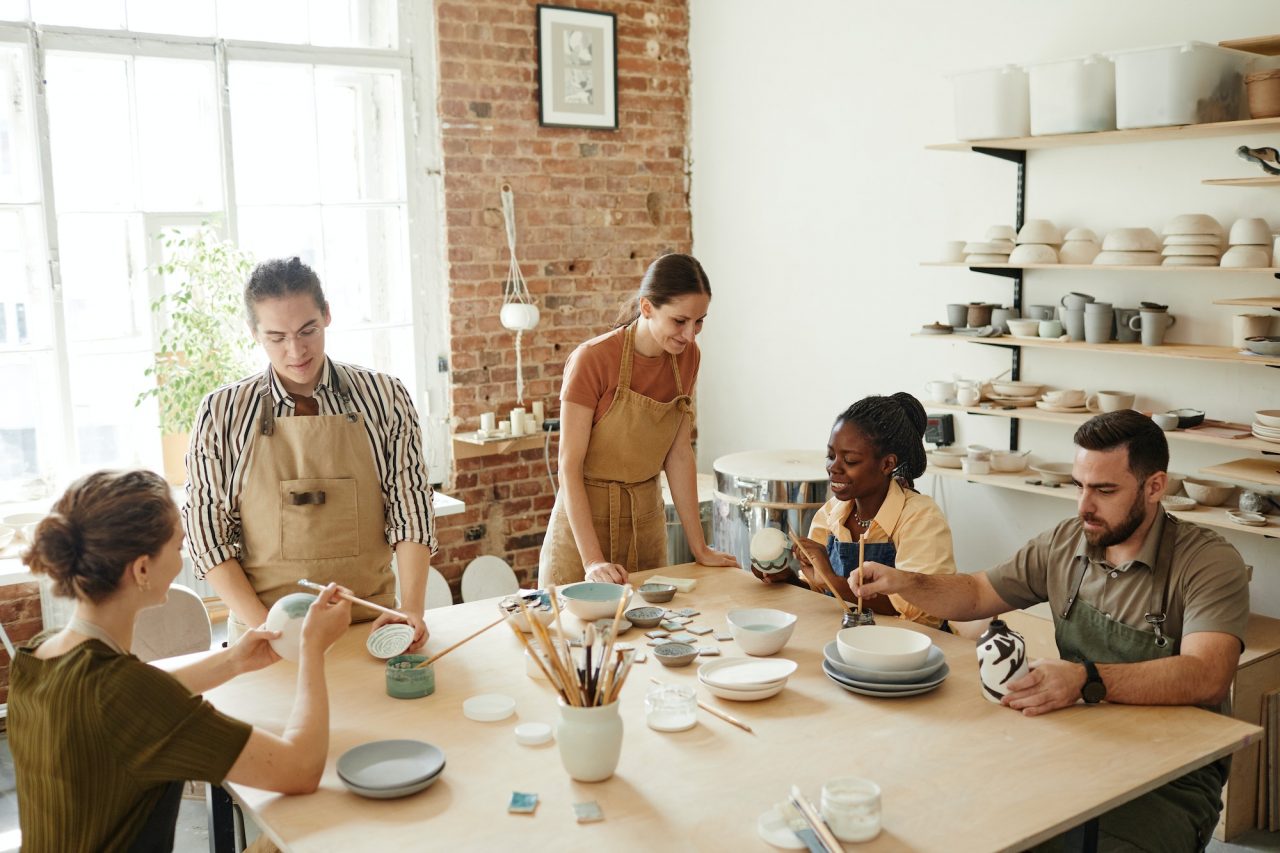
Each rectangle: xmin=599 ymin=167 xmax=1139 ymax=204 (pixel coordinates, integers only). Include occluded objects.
xmin=560 ymin=326 xmax=700 ymax=424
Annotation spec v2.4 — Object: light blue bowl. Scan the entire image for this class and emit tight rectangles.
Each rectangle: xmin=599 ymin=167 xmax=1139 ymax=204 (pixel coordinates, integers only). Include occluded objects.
xmin=559 ymin=582 xmax=631 ymax=620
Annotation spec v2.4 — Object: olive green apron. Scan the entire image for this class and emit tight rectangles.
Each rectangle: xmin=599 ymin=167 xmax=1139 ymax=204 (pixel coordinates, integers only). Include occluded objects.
xmin=538 ymin=322 xmax=692 ymax=587
xmin=1049 ymin=514 xmax=1226 ymax=853
xmin=228 ymin=370 xmax=394 ymax=641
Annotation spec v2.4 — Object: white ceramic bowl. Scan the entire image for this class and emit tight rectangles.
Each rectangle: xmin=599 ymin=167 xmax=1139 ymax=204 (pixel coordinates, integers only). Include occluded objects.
xmin=1228 ymin=217 xmax=1273 ymax=246
xmin=1160 ymin=244 xmax=1220 ymax=257
xmin=1221 ymin=245 xmax=1271 ymax=269
xmin=1162 ymin=256 xmax=1220 ymax=267
xmin=1101 ymin=227 xmax=1160 ymax=252
xmin=1030 ymin=463 xmax=1074 ymax=485
xmin=1015 ymin=219 xmax=1062 ymax=245
xmin=963 ymin=241 xmax=1009 ymax=255
xmin=1151 ymin=412 xmax=1179 ymax=431
xmin=559 ymin=582 xmax=632 ymax=621
xmin=1163 ymin=213 xmax=1223 ymax=237
xmin=1063 ymin=227 xmax=1098 ymax=242
xmin=1255 ymin=410 xmax=1280 ymax=429
xmin=835 ymin=625 xmax=932 ymax=673
xmin=1182 ymin=478 xmax=1235 ymax=507
xmin=985 ymin=224 xmax=1017 ymax=242
xmin=698 ymin=678 xmax=786 ymax=701
xmin=726 ymin=608 xmax=797 ymax=656
xmin=1008 ymin=243 xmax=1059 ymax=265
xmin=1006 ymin=318 xmax=1041 ymax=337
xmin=928 ymin=448 xmax=966 ymax=469
xmin=3 ymin=513 xmax=45 ymax=544
xmin=990 ymin=380 xmax=1042 ymax=397
xmin=1161 ymin=495 xmax=1197 ymax=512
xmin=990 ymin=450 xmax=1030 ymax=473
xmin=965 ymin=253 xmax=1012 ymax=264
xmin=1059 ymin=241 xmax=1100 ymax=264
xmin=1164 ymin=233 xmax=1224 ymax=246
xmin=1093 ymin=250 xmax=1161 ymax=266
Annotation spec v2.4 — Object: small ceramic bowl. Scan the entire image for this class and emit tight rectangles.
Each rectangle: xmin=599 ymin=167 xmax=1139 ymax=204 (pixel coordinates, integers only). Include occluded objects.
xmin=835 ymin=625 xmax=932 ymax=672
xmin=653 ymin=642 xmax=698 ymax=667
xmin=1161 ymin=495 xmax=1197 ymax=512
xmin=1255 ymin=410 xmax=1280 ymax=429
xmin=1151 ymin=412 xmax=1179 ymax=431
xmin=929 ymin=448 xmax=967 ymax=469
xmin=559 ymin=582 xmax=631 ymax=620
xmin=985 ymin=224 xmax=1017 ymax=242
xmin=1101 ymin=227 xmax=1160 ymax=252
xmin=1245 ymin=336 xmax=1280 ymax=356
xmin=989 ymin=380 xmax=1043 ymax=397
xmin=637 ymin=583 xmax=677 ymax=604
xmin=1029 ymin=463 xmax=1074 ymax=485
xmin=1008 ymin=243 xmax=1059 ymax=265
xmin=623 ymin=606 xmax=665 ymax=629
xmin=1063 ymin=227 xmax=1098 ymax=242
xmin=990 ymin=450 xmax=1030 ymax=473
xmin=367 ymin=623 xmax=415 ymax=659
xmin=1016 ymin=218 xmax=1062 ymax=245
xmin=1006 ymin=318 xmax=1041 ymax=337
xmin=1163 ymin=213 xmax=1223 ymax=237
xmin=1227 ymin=510 xmax=1268 ymax=527
xmin=1171 ymin=408 xmax=1205 ymax=429
xmin=1183 ymin=478 xmax=1235 ymax=507
xmin=1221 ymin=246 xmax=1271 ymax=269
xmin=726 ymin=608 xmax=797 ymax=656
xmin=3 ymin=512 xmax=44 ymax=544
xmin=1093 ymin=250 xmax=1161 ymax=266
xmin=1228 ymin=217 xmax=1273 ymax=246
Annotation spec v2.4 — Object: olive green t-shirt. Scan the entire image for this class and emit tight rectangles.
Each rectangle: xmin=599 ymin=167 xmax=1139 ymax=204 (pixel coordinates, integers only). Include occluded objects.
xmin=9 ymin=634 xmax=253 ymax=853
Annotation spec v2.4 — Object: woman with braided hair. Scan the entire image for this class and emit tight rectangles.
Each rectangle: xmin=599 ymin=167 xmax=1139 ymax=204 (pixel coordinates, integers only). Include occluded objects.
xmin=772 ymin=393 xmax=957 ymax=628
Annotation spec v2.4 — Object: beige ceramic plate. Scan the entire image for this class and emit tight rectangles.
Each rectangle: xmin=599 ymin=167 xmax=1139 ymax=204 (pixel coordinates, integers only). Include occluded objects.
xmin=1035 ymin=400 xmax=1088 ymax=413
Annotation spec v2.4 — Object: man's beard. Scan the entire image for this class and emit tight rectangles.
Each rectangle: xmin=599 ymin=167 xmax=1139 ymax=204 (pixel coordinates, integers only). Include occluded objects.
xmin=1081 ymin=488 xmax=1147 ymax=548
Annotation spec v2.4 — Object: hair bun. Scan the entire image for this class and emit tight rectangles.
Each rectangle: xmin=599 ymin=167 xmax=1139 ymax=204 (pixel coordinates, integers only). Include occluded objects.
xmin=890 ymin=392 xmax=928 ymax=437
xmin=26 ymin=513 xmax=83 ymax=582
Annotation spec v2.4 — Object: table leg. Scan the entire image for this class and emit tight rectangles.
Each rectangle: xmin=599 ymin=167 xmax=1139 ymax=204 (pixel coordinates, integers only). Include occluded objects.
xmin=1063 ymin=818 xmax=1100 ymax=853
xmin=206 ymin=784 xmax=236 ymax=853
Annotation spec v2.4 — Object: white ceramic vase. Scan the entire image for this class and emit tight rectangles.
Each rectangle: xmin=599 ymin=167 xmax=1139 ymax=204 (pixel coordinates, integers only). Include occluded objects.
xmin=557 ymin=700 xmax=623 ymax=782
xmin=976 ymin=619 xmax=1029 ymax=704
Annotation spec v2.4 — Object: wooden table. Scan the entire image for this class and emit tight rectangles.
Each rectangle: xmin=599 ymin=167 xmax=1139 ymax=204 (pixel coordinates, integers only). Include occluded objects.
xmin=205 ymin=565 xmax=1262 ymax=852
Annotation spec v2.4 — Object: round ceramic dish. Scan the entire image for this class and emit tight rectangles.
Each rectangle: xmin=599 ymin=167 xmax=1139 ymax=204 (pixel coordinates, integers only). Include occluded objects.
xmin=637 ymin=583 xmax=677 ymax=604
xmin=1227 ymin=510 xmax=1268 ymax=527
xmin=1163 ymin=213 xmax=1223 ymax=236
xmin=559 ymin=582 xmax=631 ymax=620
xmin=1093 ymin=250 xmax=1161 ymax=266
xmin=653 ymin=642 xmax=698 ymax=667
xmin=1101 ymin=227 xmax=1160 ymax=252
xmin=1030 ymin=463 xmax=1073 ymax=485
xmin=1183 ymin=478 xmax=1235 ymax=507
xmin=367 ymin=624 xmax=415 ymax=659
xmin=928 ymin=448 xmax=966 ymax=469
xmin=822 ymin=659 xmax=950 ymax=692
xmin=699 ymin=678 xmax=786 ymax=701
xmin=462 ymin=693 xmax=516 ymax=722
xmin=339 ymin=769 xmax=444 ymax=800
xmin=1245 ymin=337 xmax=1280 ymax=356
xmin=1255 ymin=410 xmax=1280 ymax=429
xmin=822 ymin=669 xmax=944 ymax=699
xmin=337 ymin=740 xmax=445 ymax=788
xmin=835 ymin=626 xmax=931 ymax=672
xmin=725 ymin=608 xmax=797 ymax=656
xmin=2 ymin=512 xmax=43 ymax=543
xmin=624 ymin=606 xmax=665 ymax=628
xmin=514 ymin=722 xmax=554 ymax=746
xmin=698 ymin=657 xmax=798 ymax=689
xmin=823 ymin=641 xmax=944 ymax=684
xmin=1160 ymin=496 xmax=1197 ymax=512
xmin=1171 ymin=408 xmax=1205 ymax=429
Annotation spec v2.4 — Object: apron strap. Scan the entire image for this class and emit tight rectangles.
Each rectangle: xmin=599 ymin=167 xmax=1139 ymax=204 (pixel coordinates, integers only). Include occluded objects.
xmin=257 ymin=375 xmax=276 ymax=436
xmin=1144 ymin=513 xmax=1178 ymax=649
xmin=1061 ymin=553 xmax=1089 ymax=620
xmin=668 ymin=348 xmax=684 ymax=396
xmin=618 ymin=322 xmax=637 ymax=391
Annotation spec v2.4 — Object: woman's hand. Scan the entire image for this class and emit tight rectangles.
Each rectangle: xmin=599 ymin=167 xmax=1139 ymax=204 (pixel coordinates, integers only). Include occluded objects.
xmin=300 ymin=583 xmax=353 ymax=654
xmin=371 ymin=611 xmax=429 ymax=652
xmin=584 ymin=561 xmax=629 ymax=584
xmin=693 ymin=545 xmax=738 ymax=568
xmin=752 ymin=565 xmax=795 ymax=585
xmin=228 ymin=626 xmax=282 ymax=675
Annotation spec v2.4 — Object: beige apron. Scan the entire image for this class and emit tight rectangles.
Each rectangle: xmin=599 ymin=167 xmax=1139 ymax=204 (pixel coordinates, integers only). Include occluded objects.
xmin=538 ymin=323 xmax=692 ymax=586
xmin=228 ymin=371 xmax=394 ymax=640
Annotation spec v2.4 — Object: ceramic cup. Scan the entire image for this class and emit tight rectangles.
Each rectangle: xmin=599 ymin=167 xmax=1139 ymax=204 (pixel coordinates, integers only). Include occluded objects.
xmin=1151 ymin=412 xmax=1179 ymax=431
xmin=990 ymin=306 xmax=1019 ymax=334
xmin=1060 ymin=292 xmax=1095 ymax=311
xmin=1114 ymin=308 xmax=1141 ymax=343
xmin=821 ymin=777 xmax=882 ymax=843
xmin=946 ymin=304 xmax=969 ymax=327
xmin=925 ymin=380 xmax=956 ymax=403
xmin=1038 ymin=319 xmax=1064 ymax=339
xmin=1043 ymin=389 xmax=1086 ymax=408
xmin=1084 ymin=304 xmax=1115 ymax=344
xmin=386 ymin=655 xmax=435 ymax=699
xmin=1130 ymin=311 xmax=1177 ymax=346
xmin=938 ymin=240 xmax=966 ymax=263
xmin=1061 ymin=308 xmax=1086 ymax=341
xmin=1026 ymin=304 xmax=1056 ymax=321
xmin=1234 ymin=314 xmax=1274 ymax=349
xmin=967 ymin=303 xmax=995 ymax=328
xmin=1087 ymin=391 xmax=1136 ymax=413
xmin=957 ymin=386 xmax=981 ymax=406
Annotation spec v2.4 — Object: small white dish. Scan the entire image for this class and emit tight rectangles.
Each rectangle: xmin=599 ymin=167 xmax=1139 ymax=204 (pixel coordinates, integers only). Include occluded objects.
xmin=1160 ymin=495 xmax=1197 ymax=512
xmin=836 ymin=626 xmax=931 ymax=672
xmin=1227 ymin=510 xmax=1268 ymax=527
xmin=337 ymin=739 xmax=445 ymax=789
xmin=823 ymin=641 xmax=945 ymax=684
xmin=699 ymin=678 xmax=785 ymax=701
xmin=366 ymin=624 xmax=414 ymax=659
xmin=514 ymin=721 xmax=554 ymax=746
xmin=757 ymin=805 xmax=806 ymax=850
xmin=699 ymin=657 xmax=798 ymax=689
xmin=462 ymin=693 xmax=516 ymax=722
xmin=1254 ymin=410 xmax=1280 ymax=429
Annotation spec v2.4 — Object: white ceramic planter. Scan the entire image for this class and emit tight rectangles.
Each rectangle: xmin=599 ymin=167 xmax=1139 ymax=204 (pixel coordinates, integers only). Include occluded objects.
xmin=500 ymin=301 xmax=540 ymax=331
xmin=557 ymin=700 xmax=623 ymax=782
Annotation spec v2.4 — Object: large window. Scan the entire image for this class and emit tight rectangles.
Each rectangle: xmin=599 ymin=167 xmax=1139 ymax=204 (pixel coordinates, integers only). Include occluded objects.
xmin=0 ymin=2 xmax=447 ymax=502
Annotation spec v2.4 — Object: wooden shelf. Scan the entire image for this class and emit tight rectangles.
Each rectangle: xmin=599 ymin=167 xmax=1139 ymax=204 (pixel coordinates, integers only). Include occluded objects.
xmin=1202 ymin=457 xmax=1280 ymax=488
xmin=1203 ymin=177 xmax=1280 ymax=188
xmin=926 ymin=465 xmax=1279 ymax=539
xmin=914 ymin=333 xmax=1280 ymax=368
xmin=1213 ymin=296 xmax=1280 ymax=308
xmin=927 ymin=116 xmax=1280 ymax=153
xmin=452 ymin=431 xmax=556 ymax=460
xmin=930 ymin=402 xmax=1280 ymax=455
xmin=921 ymin=261 xmax=1279 ymax=274
xmin=1219 ymin=34 xmax=1280 ymax=56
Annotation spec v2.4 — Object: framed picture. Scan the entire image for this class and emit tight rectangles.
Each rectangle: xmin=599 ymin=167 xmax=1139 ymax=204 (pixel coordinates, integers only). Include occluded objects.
xmin=536 ymin=4 xmax=617 ymax=130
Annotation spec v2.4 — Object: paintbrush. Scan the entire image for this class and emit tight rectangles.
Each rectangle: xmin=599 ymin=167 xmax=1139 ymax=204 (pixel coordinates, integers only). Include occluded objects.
xmin=787 ymin=529 xmax=854 ymax=614
xmin=296 ymin=579 xmax=408 ymax=620
xmin=856 ymin=531 xmax=867 ymax=615
xmin=416 ymin=615 xmax=505 ymax=667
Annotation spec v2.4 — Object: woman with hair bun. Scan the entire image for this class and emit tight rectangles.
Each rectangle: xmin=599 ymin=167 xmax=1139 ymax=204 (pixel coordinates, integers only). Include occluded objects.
xmin=766 ymin=393 xmax=957 ymax=628
xmin=11 ymin=469 xmax=351 ymax=853
xmin=538 ymin=253 xmax=738 ymax=587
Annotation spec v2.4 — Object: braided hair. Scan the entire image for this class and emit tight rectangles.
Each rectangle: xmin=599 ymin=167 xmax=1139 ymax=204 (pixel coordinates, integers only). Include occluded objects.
xmin=833 ymin=393 xmax=929 ymax=488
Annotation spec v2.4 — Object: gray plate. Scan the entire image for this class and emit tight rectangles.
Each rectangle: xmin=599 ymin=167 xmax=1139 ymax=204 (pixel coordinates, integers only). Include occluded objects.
xmin=339 ymin=766 xmax=444 ymax=799
xmin=823 ymin=669 xmax=945 ymax=698
xmin=822 ymin=659 xmax=949 ymax=692
xmin=336 ymin=740 xmax=445 ymax=789
xmin=823 ymin=641 xmax=945 ymax=684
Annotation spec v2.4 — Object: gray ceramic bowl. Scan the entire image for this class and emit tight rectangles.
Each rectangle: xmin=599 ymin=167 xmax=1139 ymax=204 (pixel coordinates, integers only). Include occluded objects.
xmin=623 ymin=606 xmax=665 ymax=628
xmin=1170 ymin=408 xmax=1205 ymax=429
xmin=637 ymin=583 xmax=677 ymax=604
xmin=1245 ymin=336 xmax=1280 ymax=356
xmin=653 ymin=642 xmax=698 ymax=667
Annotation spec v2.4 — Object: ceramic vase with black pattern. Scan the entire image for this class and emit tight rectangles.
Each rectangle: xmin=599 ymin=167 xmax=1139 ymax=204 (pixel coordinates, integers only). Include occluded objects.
xmin=977 ymin=619 xmax=1029 ymax=704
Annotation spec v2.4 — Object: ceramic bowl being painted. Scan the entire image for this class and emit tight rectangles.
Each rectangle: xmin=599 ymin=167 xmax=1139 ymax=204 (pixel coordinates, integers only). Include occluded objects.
xmin=835 ymin=625 xmax=932 ymax=673
xmin=653 ymin=642 xmax=698 ymax=667
xmin=726 ymin=608 xmax=797 ymax=656
xmin=559 ymin=582 xmax=632 ymax=620
xmin=637 ymin=583 xmax=677 ymax=604
xmin=623 ymin=606 xmax=665 ymax=629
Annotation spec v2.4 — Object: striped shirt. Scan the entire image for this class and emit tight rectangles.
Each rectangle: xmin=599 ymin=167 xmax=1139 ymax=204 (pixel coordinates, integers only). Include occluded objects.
xmin=182 ymin=358 xmax=436 ymax=578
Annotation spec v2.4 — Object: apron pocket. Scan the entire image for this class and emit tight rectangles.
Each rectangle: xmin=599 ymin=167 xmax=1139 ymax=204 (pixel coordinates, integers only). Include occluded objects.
xmin=280 ymin=477 xmax=359 ymax=560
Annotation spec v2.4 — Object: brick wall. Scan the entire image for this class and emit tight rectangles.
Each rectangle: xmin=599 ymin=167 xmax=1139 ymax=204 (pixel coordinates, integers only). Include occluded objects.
xmin=432 ymin=0 xmax=693 ymax=594
xmin=0 ymin=583 xmax=42 ymax=705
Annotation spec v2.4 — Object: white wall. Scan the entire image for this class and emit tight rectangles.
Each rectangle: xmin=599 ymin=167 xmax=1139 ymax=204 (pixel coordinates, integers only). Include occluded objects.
xmin=689 ymin=0 xmax=1280 ymax=616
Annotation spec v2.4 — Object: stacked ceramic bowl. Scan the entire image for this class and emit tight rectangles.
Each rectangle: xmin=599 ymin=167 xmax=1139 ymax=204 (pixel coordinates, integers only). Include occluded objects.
xmin=984 ymin=379 xmax=1043 ymax=407
xmin=1095 ymin=227 xmax=1161 ymax=265
xmin=1059 ymin=228 xmax=1100 ymax=264
xmin=822 ymin=626 xmax=949 ymax=698
xmin=1008 ymin=219 xmax=1061 ymax=265
xmin=698 ymin=657 xmax=797 ymax=701
xmin=1252 ymin=410 xmax=1280 ymax=445
xmin=1222 ymin=218 xmax=1274 ymax=268
xmin=1161 ymin=214 xmax=1224 ymax=267
xmin=337 ymin=740 xmax=446 ymax=799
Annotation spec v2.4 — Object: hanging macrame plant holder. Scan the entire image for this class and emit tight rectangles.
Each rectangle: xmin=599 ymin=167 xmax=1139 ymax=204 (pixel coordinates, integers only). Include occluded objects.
xmin=499 ymin=183 xmax=540 ymax=403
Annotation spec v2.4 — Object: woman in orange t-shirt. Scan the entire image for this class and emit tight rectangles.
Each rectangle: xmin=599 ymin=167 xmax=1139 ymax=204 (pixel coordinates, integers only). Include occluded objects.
xmin=538 ymin=254 xmax=738 ymax=587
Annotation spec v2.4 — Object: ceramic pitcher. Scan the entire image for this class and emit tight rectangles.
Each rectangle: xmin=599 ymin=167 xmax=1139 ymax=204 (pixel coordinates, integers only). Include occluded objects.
xmin=557 ymin=700 xmax=624 ymax=782
xmin=977 ymin=619 xmax=1029 ymax=704
xmin=1130 ymin=311 xmax=1177 ymax=346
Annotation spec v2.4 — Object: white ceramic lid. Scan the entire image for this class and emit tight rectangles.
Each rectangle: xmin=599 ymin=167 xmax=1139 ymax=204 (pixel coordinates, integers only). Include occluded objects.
xmin=514 ymin=722 xmax=554 ymax=746
xmin=713 ymin=450 xmax=827 ymax=482
xmin=463 ymin=693 xmax=516 ymax=722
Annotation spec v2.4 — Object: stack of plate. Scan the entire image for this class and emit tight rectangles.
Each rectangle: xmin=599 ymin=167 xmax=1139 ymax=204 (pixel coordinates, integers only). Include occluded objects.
xmin=1252 ymin=410 xmax=1280 ymax=444
xmin=697 ymin=657 xmax=797 ymax=701
xmin=1161 ymin=214 xmax=1224 ymax=267
xmin=821 ymin=641 xmax=949 ymax=698
xmin=336 ymin=740 xmax=446 ymax=799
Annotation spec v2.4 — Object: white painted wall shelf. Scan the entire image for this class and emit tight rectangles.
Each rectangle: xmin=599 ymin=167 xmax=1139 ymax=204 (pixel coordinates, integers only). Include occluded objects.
xmin=927 ymin=116 xmax=1280 ymax=152
xmin=913 ymin=334 xmax=1280 ymax=368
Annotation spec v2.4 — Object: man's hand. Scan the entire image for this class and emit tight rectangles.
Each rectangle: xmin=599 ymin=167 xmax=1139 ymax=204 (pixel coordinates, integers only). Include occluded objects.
xmin=1002 ymin=659 xmax=1087 ymax=716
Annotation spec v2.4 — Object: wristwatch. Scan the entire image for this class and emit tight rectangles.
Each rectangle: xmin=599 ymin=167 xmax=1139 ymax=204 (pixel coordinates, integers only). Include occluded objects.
xmin=1081 ymin=660 xmax=1106 ymax=704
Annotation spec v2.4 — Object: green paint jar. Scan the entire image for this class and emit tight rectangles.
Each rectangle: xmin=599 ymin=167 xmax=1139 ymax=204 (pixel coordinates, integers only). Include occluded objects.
xmin=386 ymin=654 xmax=434 ymax=699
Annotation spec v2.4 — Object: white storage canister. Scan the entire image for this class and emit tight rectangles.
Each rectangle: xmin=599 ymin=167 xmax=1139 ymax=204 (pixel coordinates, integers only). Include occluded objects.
xmin=950 ymin=65 xmax=1029 ymax=140
xmin=1028 ymin=54 xmax=1116 ymax=135
xmin=1113 ymin=41 xmax=1254 ymax=129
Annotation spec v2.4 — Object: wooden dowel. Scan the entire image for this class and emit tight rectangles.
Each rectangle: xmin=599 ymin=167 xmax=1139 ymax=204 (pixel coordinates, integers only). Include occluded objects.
xmin=790 ymin=786 xmax=842 ymax=853
xmin=417 ymin=615 xmax=506 ymax=667
xmin=650 ymin=677 xmax=754 ymax=734
xmin=297 ymin=579 xmax=408 ymax=620
xmin=787 ymin=530 xmax=853 ymax=614
xmin=857 ymin=532 xmax=867 ymax=615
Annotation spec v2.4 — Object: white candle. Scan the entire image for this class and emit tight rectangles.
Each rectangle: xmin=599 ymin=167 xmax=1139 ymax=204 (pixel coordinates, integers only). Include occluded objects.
xmin=532 ymin=400 xmax=545 ymax=424
xmin=525 ymin=413 xmax=538 ymax=435
xmin=498 ymin=419 xmax=511 ymax=435
xmin=480 ymin=412 xmax=496 ymax=433
xmin=510 ymin=408 xmax=526 ymax=437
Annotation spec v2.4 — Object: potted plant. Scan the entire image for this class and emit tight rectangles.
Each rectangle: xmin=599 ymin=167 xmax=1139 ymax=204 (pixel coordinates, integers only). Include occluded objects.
xmin=137 ymin=226 xmax=256 ymax=484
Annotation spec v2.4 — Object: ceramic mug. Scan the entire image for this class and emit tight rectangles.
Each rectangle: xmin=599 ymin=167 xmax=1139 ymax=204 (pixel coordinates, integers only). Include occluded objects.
xmin=1233 ymin=314 xmax=1273 ymax=349
xmin=1086 ymin=391 xmax=1136 ymax=413
xmin=1038 ymin=319 xmax=1064 ymax=339
xmin=946 ymin=304 xmax=969 ymax=327
xmin=1114 ymin=308 xmax=1140 ymax=343
xmin=1061 ymin=308 xmax=1086 ymax=341
xmin=1043 ymin=389 xmax=1086 ymax=408
xmin=1083 ymin=304 xmax=1115 ymax=344
xmin=1060 ymin=292 xmax=1095 ymax=311
xmin=1151 ymin=412 xmax=1179 ymax=431
xmin=1026 ymin=304 xmax=1056 ymax=321
xmin=990 ymin=306 xmax=1019 ymax=334
xmin=957 ymin=386 xmax=981 ymax=406
xmin=1130 ymin=311 xmax=1176 ymax=346
xmin=926 ymin=380 xmax=956 ymax=403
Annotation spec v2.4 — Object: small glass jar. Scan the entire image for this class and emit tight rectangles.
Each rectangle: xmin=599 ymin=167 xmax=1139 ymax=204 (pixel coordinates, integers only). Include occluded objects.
xmin=820 ymin=776 xmax=882 ymax=842
xmin=644 ymin=684 xmax=697 ymax=732
xmin=842 ymin=609 xmax=876 ymax=629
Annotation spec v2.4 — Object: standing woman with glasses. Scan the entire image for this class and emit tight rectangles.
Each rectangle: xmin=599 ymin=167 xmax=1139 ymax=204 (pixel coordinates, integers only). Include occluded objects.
xmin=538 ymin=253 xmax=738 ymax=587
xmin=182 ymin=258 xmax=437 ymax=648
